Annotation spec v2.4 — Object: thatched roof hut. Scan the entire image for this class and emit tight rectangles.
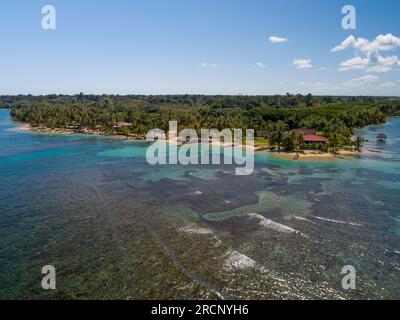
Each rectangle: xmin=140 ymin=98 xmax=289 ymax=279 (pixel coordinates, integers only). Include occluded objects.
xmin=377 ymin=133 xmax=387 ymax=141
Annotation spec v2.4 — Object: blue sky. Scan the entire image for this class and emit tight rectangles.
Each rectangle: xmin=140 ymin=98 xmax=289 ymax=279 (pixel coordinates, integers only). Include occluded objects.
xmin=0 ymin=0 xmax=399 ymax=95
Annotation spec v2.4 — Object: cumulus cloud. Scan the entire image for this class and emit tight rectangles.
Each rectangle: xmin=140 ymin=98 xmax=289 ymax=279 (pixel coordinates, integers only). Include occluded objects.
xmin=293 ymin=58 xmax=313 ymax=69
xmin=339 ymin=54 xmax=400 ymax=72
xmin=256 ymin=62 xmax=266 ymax=68
xmin=269 ymin=36 xmax=289 ymax=43
xmin=331 ymin=36 xmax=369 ymax=53
xmin=368 ymin=55 xmax=400 ymax=72
xmin=332 ymin=33 xmax=400 ymax=73
xmin=332 ymin=34 xmax=400 ymax=53
xmin=339 ymin=56 xmax=370 ymax=71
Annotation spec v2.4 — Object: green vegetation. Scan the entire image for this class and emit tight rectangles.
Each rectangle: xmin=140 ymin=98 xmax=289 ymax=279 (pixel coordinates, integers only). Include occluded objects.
xmin=2 ymin=94 xmax=399 ymax=152
xmin=353 ymin=136 xmax=366 ymax=152
xmin=253 ymin=137 xmax=270 ymax=149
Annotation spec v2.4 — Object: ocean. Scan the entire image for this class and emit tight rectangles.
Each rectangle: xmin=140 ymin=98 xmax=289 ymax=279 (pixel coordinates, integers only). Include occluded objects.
xmin=0 ymin=109 xmax=399 ymax=299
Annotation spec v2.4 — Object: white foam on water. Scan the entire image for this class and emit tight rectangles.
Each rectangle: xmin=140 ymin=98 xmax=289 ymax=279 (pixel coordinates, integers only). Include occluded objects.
xmin=248 ymin=213 xmax=302 ymax=234
xmin=294 ymin=216 xmax=314 ymax=223
xmin=178 ymin=224 xmax=213 ymax=235
xmin=189 ymin=190 xmax=203 ymax=195
xmin=313 ymin=216 xmax=362 ymax=227
xmin=223 ymin=251 xmax=256 ymax=271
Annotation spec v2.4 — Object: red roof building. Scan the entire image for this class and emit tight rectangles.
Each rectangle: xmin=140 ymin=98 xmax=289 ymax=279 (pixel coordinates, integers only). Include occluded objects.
xmin=303 ymin=135 xmax=329 ymax=143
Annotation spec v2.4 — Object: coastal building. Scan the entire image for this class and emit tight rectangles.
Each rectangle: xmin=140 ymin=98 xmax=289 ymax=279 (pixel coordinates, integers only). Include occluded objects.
xmin=116 ymin=122 xmax=133 ymax=129
xmin=377 ymin=133 xmax=387 ymax=142
xmin=66 ymin=123 xmax=80 ymax=129
xmin=256 ymin=132 xmax=270 ymax=138
xmin=303 ymin=135 xmax=329 ymax=145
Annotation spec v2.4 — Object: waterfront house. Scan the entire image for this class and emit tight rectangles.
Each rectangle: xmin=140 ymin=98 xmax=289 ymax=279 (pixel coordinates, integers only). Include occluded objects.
xmin=117 ymin=122 xmax=133 ymax=129
xmin=377 ymin=133 xmax=387 ymax=142
xmin=302 ymin=135 xmax=329 ymax=148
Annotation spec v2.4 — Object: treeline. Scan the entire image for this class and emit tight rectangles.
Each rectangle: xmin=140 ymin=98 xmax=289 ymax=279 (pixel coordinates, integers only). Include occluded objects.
xmin=3 ymin=95 xmax=398 ymax=149
xmin=2 ymin=93 xmax=400 ymax=111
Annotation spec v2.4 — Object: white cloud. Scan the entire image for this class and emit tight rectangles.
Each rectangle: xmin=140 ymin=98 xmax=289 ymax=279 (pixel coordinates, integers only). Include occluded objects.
xmin=293 ymin=58 xmax=313 ymax=69
xmin=332 ymin=33 xmax=400 ymax=73
xmin=339 ymin=56 xmax=370 ymax=71
xmin=380 ymin=81 xmax=396 ymax=88
xmin=372 ymin=33 xmax=400 ymax=51
xmin=200 ymin=62 xmax=218 ymax=68
xmin=256 ymin=62 xmax=266 ymax=68
xmin=293 ymin=76 xmax=397 ymax=95
xmin=269 ymin=36 xmax=289 ymax=43
xmin=344 ymin=75 xmax=380 ymax=87
xmin=339 ymin=54 xmax=400 ymax=73
xmin=353 ymin=75 xmax=380 ymax=82
xmin=332 ymin=33 xmax=400 ymax=53
xmin=368 ymin=55 xmax=400 ymax=72
xmin=331 ymin=35 xmax=370 ymax=53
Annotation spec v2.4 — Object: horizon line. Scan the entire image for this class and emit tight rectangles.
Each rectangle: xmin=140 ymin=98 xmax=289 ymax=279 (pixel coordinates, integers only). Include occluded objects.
xmin=1 ymin=93 xmax=400 ymax=98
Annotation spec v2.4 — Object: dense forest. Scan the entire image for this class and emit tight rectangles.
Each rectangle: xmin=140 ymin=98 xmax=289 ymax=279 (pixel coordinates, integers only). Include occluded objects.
xmin=2 ymin=94 xmax=400 ymax=152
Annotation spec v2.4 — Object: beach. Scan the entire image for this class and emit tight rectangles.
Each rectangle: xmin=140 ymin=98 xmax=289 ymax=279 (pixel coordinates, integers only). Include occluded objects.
xmin=265 ymin=149 xmax=363 ymax=160
xmin=15 ymin=122 xmax=369 ymax=158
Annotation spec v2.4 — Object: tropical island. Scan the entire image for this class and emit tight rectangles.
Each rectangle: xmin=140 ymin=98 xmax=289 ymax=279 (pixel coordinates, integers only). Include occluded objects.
xmin=1 ymin=94 xmax=399 ymax=158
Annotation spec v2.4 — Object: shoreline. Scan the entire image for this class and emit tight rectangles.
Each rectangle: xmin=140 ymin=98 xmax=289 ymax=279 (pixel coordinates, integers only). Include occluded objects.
xmin=16 ymin=122 xmax=257 ymax=149
xmin=264 ymin=149 xmax=363 ymax=160
xmin=16 ymin=122 xmax=368 ymax=159
xmin=16 ymin=123 xmax=144 ymax=140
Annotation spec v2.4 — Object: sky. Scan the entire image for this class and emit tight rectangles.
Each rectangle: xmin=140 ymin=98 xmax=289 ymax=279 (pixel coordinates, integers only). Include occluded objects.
xmin=0 ymin=0 xmax=399 ymax=96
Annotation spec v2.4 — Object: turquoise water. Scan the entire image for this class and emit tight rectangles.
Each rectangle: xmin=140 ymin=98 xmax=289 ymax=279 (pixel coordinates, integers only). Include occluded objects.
xmin=0 ymin=109 xmax=399 ymax=299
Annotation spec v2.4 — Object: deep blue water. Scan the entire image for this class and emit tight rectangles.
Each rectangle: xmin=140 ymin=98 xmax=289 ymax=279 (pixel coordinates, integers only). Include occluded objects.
xmin=0 ymin=109 xmax=399 ymax=299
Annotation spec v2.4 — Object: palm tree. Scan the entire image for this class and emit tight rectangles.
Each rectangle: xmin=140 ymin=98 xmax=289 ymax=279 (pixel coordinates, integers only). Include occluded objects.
xmin=354 ymin=136 xmax=365 ymax=152
xmin=298 ymin=133 xmax=304 ymax=150
xmin=328 ymin=133 xmax=339 ymax=153
xmin=282 ymin=132 xmax=296 ymax=152
xmin=269 ymin=131 xmax=279 ymax=150
xmin=271 ymin=121 xmax=288 ymax=151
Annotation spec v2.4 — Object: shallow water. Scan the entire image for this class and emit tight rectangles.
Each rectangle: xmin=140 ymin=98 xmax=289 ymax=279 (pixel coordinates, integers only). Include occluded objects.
xmin=0 ymin=109 xmax=399 ymax=299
